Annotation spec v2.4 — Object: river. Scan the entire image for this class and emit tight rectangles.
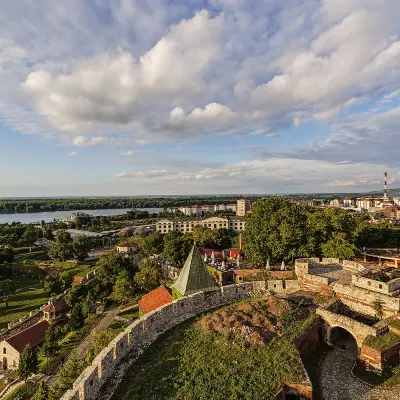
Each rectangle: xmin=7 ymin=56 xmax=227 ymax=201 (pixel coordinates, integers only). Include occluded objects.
xmin=0 ymin=208 xmax=163 ymax=224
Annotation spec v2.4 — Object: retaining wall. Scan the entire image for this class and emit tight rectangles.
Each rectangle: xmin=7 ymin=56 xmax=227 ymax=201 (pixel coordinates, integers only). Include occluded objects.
xmin=60 ymin=281 xmax=268 ymax=400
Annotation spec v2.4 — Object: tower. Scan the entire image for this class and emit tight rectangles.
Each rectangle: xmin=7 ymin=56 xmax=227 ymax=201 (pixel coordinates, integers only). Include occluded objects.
xmin=384 ymin=172 xmax=388 ymax=200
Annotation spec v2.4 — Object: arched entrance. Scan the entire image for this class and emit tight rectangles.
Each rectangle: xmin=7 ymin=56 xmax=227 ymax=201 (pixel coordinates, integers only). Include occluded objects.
xmin=2 ymin=357 xmax=7 ymax=370
xmin=328 ymin=326 xmax=359 ymax=356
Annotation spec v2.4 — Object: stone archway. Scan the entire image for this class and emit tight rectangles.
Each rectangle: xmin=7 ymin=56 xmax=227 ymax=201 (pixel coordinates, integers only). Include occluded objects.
xmin=327 ymin=326 xmax=360 ymax=355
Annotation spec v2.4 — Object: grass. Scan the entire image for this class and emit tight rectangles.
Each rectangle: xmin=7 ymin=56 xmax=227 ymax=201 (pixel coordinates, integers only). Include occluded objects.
xmin=118 ymin=308 xmax=140 ymax=320
xmin=3 ymin=381 xmax=38 ymax=400
xmin=389 ymin=319 xmax=400 ymax=331
xmin=364 ymin=332 xmax=400 ymax=350
xmin=108 ymin=321 xmax=125 ymax=334
xmin=0 ymin=286 xmax=48 ymax=329
xmin=8 ymin=276 xmax=40 ymax=289
xmin=111 ymin=302 xmax=315 ymax=400
xmin=39 ymin=315 xmax=102 ymax=374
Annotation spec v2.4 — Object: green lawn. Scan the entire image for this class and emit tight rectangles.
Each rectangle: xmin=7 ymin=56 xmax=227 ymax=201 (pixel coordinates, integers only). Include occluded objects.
xmin=364 ymin=332 xmax=400 ymax=350
xmin=118 ymin=308 xmax=140 ymax=320
xmin=8 ymin=276 xmax=40 ymax=289
xmin=0 ymin=286 xmax=49 ymax=329
xmin=111 ymin=303 xmax=315 ymax=400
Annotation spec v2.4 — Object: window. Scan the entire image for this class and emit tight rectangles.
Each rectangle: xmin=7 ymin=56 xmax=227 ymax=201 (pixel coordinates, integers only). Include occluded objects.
xmin=368 ymin=281 xmax=371 ymax=286
xmin=3 ymin=347 xmax=6 ymax=354
xmin=379 ymin=284 xmax=383 ymax=289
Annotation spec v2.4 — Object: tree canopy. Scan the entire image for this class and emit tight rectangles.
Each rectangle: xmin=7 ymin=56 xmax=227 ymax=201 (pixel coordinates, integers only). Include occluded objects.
xmin=244 ymin=197 xmax=362 ymax=266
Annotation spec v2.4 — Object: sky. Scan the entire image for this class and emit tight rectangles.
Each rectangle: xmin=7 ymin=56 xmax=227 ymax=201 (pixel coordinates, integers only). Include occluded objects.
xmin=0 ymin=0 xmax=400 ymax=197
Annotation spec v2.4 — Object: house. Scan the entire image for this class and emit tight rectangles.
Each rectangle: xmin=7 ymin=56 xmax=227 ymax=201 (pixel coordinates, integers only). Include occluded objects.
xmin=0 ymin=320 xmax=50 ymax=370
xmin=42 ymin=298 xmax=68 ymax=324
xmin=138 ymin=286 xmax=173 ymax=315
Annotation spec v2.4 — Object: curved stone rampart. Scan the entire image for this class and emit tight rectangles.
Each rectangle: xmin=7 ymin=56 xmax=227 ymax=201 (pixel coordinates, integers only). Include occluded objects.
xmin=60 ymin=281 xmax=269 ymax=400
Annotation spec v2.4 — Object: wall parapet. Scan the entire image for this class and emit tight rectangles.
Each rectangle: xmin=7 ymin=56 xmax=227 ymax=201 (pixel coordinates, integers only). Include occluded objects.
xmin=60 ymin=281 xmax=269 ymax=400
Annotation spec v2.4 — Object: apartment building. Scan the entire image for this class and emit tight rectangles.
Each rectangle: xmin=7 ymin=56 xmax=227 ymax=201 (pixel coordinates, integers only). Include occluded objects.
xmin=156 ymin=216 xmax=246 ymax=234
xmin=236 ymin=199 xmax=251 ymax=216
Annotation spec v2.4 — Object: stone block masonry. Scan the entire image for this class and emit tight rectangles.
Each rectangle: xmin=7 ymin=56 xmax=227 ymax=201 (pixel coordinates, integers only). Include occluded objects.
xmin=60 ymin=281 xmax=270 ymax=400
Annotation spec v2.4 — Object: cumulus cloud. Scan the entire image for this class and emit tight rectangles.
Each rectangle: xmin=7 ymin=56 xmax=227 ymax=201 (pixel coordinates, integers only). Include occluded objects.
xmin=21 ymin=10 xmax=223 ymax=133
xmin=72 ymin=136 xmax=108 ymax=147
xmin=120 ymin=150 xmax=133 ymax=156
xmin=67 ymin=151 xmax=77 ymax=157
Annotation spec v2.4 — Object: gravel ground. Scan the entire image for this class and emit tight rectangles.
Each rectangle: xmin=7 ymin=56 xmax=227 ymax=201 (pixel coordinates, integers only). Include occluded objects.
xmin=318 ymin=334 xmax=399 ymax=400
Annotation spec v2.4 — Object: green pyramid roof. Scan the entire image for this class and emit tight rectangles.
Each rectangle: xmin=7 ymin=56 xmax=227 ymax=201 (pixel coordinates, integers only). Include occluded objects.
xmin=172 ymin=245 xmax=219 ymax=296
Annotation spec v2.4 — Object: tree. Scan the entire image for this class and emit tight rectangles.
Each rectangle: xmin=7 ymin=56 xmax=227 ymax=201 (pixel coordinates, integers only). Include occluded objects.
xmin=68 ymin=304 xmax=85 ymax=331
xmin=320 ymin=232 xmax=356 ymax=259
xmin=49 ymin=242 xmax=74 ymax=261
xmin=373 ymin=299 xmax=384 ymax=319
xmin=58 ymin=352 xmax=82 ymax=392
xmin=32 ymin=380 xmax=50 ymax=400
xmin=0 ymin=279 xmax=18 ymax=308
xmin=22 ymin=225 xmax=38 ymax=245
xmin=134 ymin=258 xmax=161 ymax=292
xmin=59 ymin=270 xmax=74 ymax=291
xmin=42 ymin=326 xmax=60 ymax=359
xmin=142 ymin=232 xmax=164 ymax=255
xmin=0 ymin=246 xmax=14 ymax=264
xmin=81 ymin=293 xmax=96 ymax=318
xmin=55 ymin=231 xmax=72 ymax=244
xmin=43 ymin=275 xmax=62 ymax=296
xmin=96 ymin=250 xmax=137 ymax=287
xmin=164 ymin=232 xmax=193 ymax=266
xmin=112 ymin=270 xmax=137 ymax=304
xmin=18 ymin=344 xmax=38 ymax=381
xmin=72 ymin=235 xmax=92 ymax=261
xmin=84 ymin=328 xmax=116 ymax=366
xmin=244 ymin=197 xmax=309 ymax=266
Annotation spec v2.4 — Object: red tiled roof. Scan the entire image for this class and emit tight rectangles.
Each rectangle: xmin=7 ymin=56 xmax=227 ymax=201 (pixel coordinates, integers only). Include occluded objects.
xmin=6 ymin=320 xmax=50 ymax=353
xmin=138 ymin=286 xmax=173 ymax=315
xmin=42 ymin=299 xmax=67 ymax=313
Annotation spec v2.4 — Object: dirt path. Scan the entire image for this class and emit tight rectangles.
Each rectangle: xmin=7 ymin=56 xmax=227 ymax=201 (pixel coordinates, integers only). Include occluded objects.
xmin=75 ymin=305 xmax=120 ymax=359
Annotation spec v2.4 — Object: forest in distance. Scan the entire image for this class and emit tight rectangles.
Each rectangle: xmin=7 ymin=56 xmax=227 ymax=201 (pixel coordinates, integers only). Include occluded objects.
xmin=1 ymin=188 xmax=400 ymax=214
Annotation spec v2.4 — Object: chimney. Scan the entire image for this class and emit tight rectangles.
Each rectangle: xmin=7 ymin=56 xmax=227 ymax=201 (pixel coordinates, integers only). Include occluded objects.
xmin=384 ymin=172 xmax=388 ymax=199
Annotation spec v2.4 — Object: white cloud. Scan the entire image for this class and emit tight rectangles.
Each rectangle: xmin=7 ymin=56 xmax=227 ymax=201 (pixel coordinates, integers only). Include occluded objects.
xmin=20 ymin=10 xmax=223 ymax=134
xmin=135 ymin=139 xmax=152 ymax=145
xmin=265 ymin=133 xmax=279 ymax=138
xmin=120 ymin=150 xmax=133 ymax=156
xmin=72 ymin=136 xmax=108 ymax=147
xmin=67 ymin=151 xmax=77 ymax=157
xmin=116 ymin=169 xmax=172 ymax=179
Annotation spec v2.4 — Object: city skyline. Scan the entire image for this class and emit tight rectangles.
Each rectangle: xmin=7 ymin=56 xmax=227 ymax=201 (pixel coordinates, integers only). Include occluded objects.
xmin=1 ymin=0 xmax=400 ymax=196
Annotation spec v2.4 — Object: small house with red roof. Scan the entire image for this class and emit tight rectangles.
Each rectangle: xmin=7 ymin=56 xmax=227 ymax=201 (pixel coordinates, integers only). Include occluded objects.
xmin=41 ymin=298 xmax=68 ymax=324
xmin=138 ymin=286 xmax=173 ymax=315
xmin=0 ymin=320 xmax=50 ymax=370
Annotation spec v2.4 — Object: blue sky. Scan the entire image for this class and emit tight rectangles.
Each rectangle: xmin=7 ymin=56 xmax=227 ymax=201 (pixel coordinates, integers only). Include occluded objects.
xmin=0 ymin=0 xmax=400 ymax=196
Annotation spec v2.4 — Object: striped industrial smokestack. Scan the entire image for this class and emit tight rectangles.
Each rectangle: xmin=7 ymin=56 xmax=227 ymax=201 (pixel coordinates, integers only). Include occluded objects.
xmin=384 ymin=172 xmax=388 ymax=199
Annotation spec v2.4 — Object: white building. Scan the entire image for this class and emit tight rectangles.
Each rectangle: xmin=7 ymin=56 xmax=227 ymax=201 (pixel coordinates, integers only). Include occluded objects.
xmin=156 ymin=216 xmax=246 ymax=234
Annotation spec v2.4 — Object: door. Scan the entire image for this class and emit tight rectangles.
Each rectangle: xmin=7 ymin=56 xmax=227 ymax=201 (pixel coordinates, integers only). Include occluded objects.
xmin=3 ymin=357 xmax=7 ymax=370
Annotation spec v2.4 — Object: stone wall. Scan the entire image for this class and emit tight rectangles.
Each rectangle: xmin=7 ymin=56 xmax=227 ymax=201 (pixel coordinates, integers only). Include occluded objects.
xmin=267 ymin=279 xmax=300 ymax=294
xmin=60 ymin=281 xmax=269 ymax=400
xmin=333 ymin=283 xmax=400 ymax=317
xmin=360 ymin=342 xmax=400 ymax=371
xmin=352 ymin=275 xmax=400 ymax=295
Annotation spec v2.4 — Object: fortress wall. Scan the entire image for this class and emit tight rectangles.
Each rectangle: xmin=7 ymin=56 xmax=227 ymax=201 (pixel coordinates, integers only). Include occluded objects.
xmin=61 ymin=281 xmax=268 ymax=400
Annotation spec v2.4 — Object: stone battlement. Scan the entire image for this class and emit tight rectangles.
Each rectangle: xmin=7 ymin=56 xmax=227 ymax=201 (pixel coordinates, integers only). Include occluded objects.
xmin=60 ymin=281 xmax=270 ymax=400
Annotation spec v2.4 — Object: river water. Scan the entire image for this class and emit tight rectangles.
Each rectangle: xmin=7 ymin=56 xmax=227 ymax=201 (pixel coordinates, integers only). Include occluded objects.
xmin=0 ymin=208 xmax=163 ymax=224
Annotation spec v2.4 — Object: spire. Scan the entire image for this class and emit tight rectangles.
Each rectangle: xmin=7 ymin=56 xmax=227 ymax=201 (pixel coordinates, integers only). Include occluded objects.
xmin=172 ymin=245 xmax=219 ymax=296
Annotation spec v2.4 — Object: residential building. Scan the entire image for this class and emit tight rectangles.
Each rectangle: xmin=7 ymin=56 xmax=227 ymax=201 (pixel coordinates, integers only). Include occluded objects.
xmin=342 ymin=198 xmax=356 ymax=208
xmin=155 ymin=216 xmax=246 ymax=234
xmin=329 ymin=199 xmax=341 ymax=208
xmin=236 ymin=199 xmax=251 ymax=216
xmin=0 ymin=320 xmax=50 ymax=370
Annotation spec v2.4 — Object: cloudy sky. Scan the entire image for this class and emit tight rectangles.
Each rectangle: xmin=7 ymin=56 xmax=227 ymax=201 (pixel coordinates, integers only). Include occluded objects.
xmin=1 ymin=0 xmax=400 ymax=196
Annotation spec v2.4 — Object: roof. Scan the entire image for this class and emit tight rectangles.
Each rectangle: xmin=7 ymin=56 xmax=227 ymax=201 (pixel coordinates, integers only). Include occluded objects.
xmin=172 ymin=245 xmax=219 ymax=296
xmin=138 ymin=286 xmax=173 ymax=314
xmin=42 ymin=299 xmax=67 ymax=313
xmin=6 ymin=320 xmax=50 ymax=353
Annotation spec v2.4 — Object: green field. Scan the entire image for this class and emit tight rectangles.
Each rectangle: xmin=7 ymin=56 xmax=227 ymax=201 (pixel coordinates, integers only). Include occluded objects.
xmin=0 ymin=285 xmax=49 ymax=329
xmin=111 ymin=302 xmax=315 ymax=400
